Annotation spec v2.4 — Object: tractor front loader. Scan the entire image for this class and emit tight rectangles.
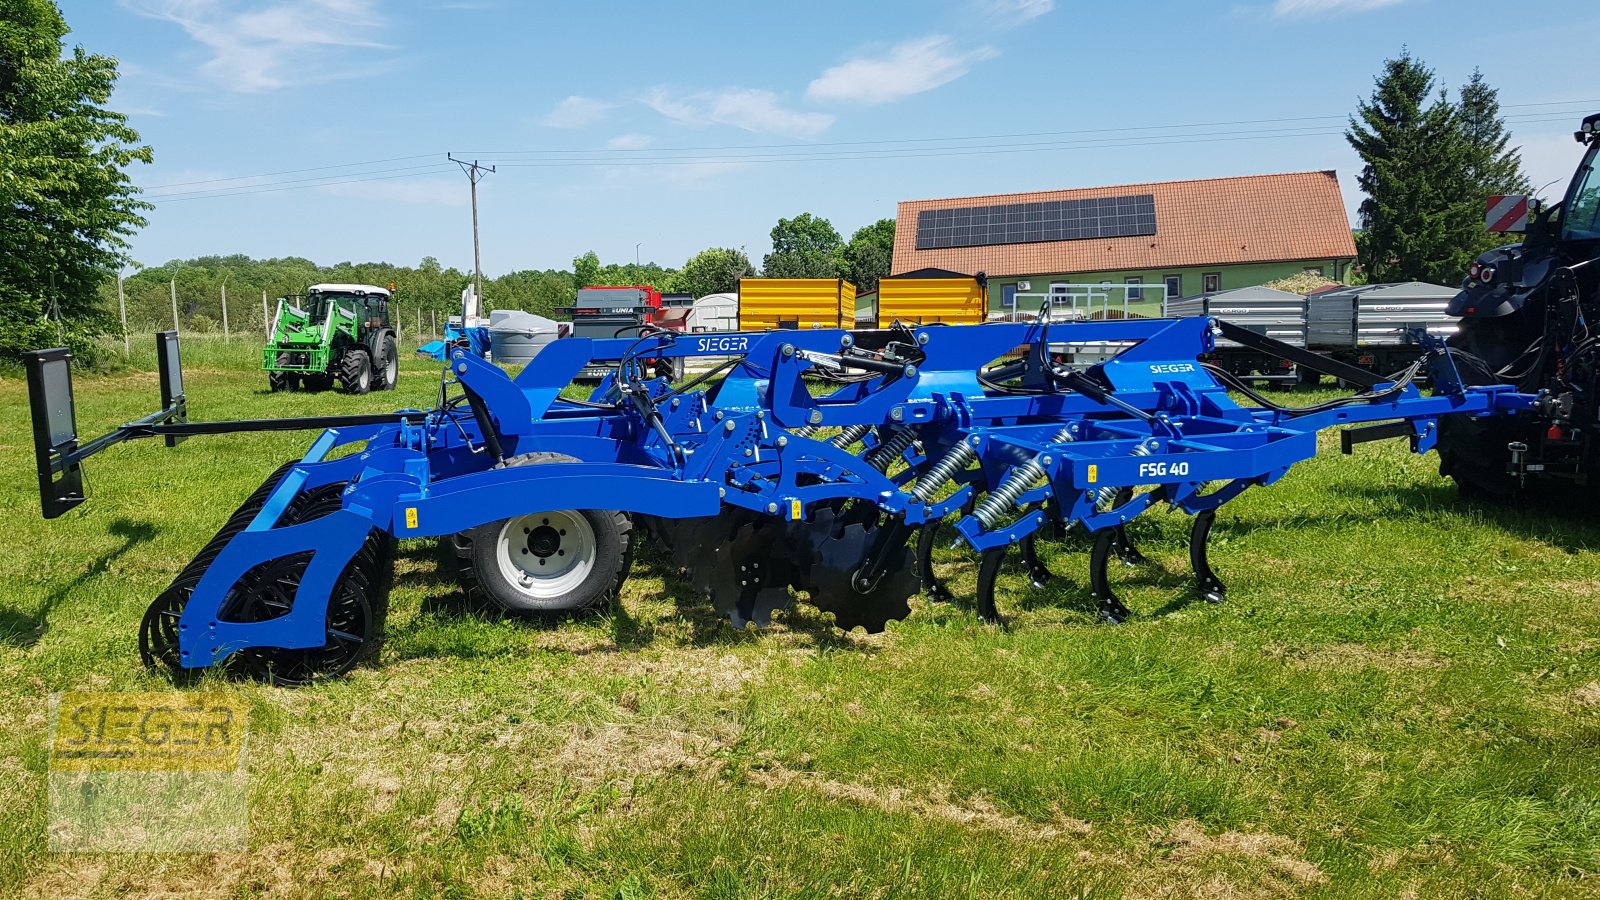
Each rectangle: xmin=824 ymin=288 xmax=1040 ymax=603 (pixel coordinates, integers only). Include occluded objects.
xmin=29 ymin=312 xmax=1533 ymax=685
xmin=263 ymin=283 xmax=399 ymax=395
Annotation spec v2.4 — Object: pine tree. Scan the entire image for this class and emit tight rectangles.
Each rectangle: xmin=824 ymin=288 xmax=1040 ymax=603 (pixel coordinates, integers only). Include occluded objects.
xmin=1348 ymin=54 xmax=1532 ymax=286
xmin=1346 ymin=51 xmax=1467 ymax=284
xmin=1457 ymin=68 xmax=1532 ymax=256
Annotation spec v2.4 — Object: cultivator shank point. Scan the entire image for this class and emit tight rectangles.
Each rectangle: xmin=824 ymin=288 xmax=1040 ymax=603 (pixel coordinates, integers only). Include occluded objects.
xmin=27 ymin=315 xmax=1533 ymax=683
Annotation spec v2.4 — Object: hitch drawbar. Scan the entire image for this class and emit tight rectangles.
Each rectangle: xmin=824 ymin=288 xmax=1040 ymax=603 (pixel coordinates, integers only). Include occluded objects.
xmin=25 ymin=319 xmax=1528 ymax=684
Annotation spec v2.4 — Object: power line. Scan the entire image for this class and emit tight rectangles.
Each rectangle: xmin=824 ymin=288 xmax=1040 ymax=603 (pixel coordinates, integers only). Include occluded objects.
xmin=139 ymin=101 xmax=1597 ymax=204
xmin=144 ymin=153 xmax=443 ymax=190
xmin=145 ymin=162 xmax=455 ymax=199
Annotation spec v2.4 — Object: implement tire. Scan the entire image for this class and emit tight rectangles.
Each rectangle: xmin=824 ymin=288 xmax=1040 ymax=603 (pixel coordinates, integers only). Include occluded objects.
xmin=453 ymin=453 xmax=632 ymax=618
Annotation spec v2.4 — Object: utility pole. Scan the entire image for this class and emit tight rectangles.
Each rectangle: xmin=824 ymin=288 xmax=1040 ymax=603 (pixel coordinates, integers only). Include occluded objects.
xmin=117 ymin=273 xmax=129 ymax=356
xmin=262 ymin=291 xmax=269 ymax=333
xmin=170 ymin=278 xmax=180 ymax=334
xmin=220 ymin=277 xmax=230 ymax=340
xmin=635 ymin=242 xmax=641 ymax=266
xmin=448 ymin=153 xmax=495 ymax=320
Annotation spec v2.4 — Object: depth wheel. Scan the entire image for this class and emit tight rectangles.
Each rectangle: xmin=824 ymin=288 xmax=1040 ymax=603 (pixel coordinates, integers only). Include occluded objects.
xmin=454 ymin=453 xmax=632 ymax=617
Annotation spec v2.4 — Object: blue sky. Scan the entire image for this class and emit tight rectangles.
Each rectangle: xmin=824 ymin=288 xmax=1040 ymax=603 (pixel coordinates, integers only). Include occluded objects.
xmin=66 ymin=0 xmax=1600 ymax=276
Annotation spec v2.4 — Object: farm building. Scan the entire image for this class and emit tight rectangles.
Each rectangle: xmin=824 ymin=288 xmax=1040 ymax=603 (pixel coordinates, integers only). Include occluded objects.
xmin=892 ymin=171 xmax=1358 ymax=318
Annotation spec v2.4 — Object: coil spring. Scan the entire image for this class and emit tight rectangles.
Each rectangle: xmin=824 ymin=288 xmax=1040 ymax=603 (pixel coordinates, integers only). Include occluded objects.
xmin=1095 ymin=441 xmax=1156 ymax=509
xmin=971 ymin=423 xmax=1079 ymax=528
xmin=910 ymin=440 xmax=977 ymax=502
xmin=864 ymin=426 xmax=919 ymax=472
xmin=792 ymin=424 xmax=820 ymax=438
xmin=830 ymin=424 xmax=872 ymax=449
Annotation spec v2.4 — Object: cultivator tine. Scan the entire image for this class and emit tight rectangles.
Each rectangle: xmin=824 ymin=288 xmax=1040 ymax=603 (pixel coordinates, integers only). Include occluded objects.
xmin=1088 ymin=530 xmax=1133 ymax=624
xmin=1190 ymin=510 xmax=1227 ymax=605
xmin=915 ymin=522 xmax=953 ymax=604
xmin=1019 ymin=534 xmax=1051 ymax=589
xmin=974 ymin=547 xmax=1007 ymax=623
xmin=1110 ymin=526 xmax=1147 ymax=567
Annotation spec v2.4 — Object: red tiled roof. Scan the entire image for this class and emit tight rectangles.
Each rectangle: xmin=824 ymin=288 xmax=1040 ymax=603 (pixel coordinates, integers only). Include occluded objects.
xmin=891 ymin=171 xmax=1356 ymax=278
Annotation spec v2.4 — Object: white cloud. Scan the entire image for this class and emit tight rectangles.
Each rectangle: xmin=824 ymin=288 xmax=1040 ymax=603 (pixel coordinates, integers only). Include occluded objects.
xmin=643 ymin=88 xmax=834 ymax=139
xmin=123 ymin=0 xmax=391 ymax=92
xmin=806 ymin=36 xmax=997 ymax=106
xmin=318 ymin=177 xmax=465 ymax=207
xmin=977 ymin=0 xmax=1055 ymax=26
xmin=605 ymin=133 xmax=654 ymax=150
xmin=540 ymin=95 xmax=615 ymax=129
xmin=1272 ymin=0 xmax=1411 ymax=17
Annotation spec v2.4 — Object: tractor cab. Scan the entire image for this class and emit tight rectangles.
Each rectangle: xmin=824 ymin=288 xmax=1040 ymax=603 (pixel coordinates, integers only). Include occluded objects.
xmin=1449 ymin=113 xmax=1600 ymax=324
xmin=306 ymin=284 xmax=392 ymax=329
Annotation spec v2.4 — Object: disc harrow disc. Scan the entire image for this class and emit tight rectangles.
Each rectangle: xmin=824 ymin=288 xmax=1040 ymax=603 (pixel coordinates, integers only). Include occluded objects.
xmin=797 ymin=507 xmax=918 ymax=633
xmin=693 ymin=518 xmax=802 ymax=629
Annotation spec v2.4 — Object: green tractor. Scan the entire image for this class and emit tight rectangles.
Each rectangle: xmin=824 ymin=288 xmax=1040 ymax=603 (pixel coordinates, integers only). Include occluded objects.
xmin=263 ymin=283 xmax=399 ymax=394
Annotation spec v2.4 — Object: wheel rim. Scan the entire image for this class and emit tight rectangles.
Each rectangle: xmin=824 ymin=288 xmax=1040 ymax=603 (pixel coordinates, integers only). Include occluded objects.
xmin=384 ymin=350 xmax=397 ymax=384
xmin=357 ymin=360 xmax=370 ymax=390
xmin=494 ymin=510 xmax=596 ymax=599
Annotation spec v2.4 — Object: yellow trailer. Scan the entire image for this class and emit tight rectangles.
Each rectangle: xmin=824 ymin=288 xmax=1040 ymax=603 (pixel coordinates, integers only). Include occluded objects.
xmin=875 ymin=273 xmax=986 ymax=326
xmin=736 ymin=278 xmax=856 ymax=331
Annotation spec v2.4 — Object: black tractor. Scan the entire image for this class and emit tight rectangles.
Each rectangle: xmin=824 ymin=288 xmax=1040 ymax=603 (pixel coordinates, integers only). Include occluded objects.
xmin=1434 ymin=112 xmax=1600 ymax=499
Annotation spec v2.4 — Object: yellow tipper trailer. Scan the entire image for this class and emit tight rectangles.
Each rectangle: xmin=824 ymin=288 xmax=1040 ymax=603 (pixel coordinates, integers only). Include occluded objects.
xmin=875 ymin=271 xmax=986 ymax=326
xmin=736 ymin=278 xmax=856 ymax=331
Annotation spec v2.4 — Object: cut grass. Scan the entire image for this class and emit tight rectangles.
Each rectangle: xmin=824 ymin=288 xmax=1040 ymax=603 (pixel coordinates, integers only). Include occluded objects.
xmin=0 ymin=337 xmax=1598 ymax=897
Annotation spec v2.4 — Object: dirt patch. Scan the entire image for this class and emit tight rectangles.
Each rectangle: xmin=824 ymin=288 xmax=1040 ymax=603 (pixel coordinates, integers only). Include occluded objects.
xmin=752 ymin=767 xmax=1090 ymax=841
xmin=1570 ymin=682 xmax=1600 ymax=709
xmin=547 ymin=721 xmax=731 ymax=788
xmin=568 ymin=647 xmax=771 ymax=697
xmin=1267 ymin=642 xmax=1441 ymax=673
xmin=1152 ymin=819 xmax=1325 ymax=885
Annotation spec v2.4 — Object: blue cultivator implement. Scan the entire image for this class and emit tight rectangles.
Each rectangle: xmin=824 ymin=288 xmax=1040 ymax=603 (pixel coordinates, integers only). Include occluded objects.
xmin=26 ymin=317 xmax=1530 ymax=684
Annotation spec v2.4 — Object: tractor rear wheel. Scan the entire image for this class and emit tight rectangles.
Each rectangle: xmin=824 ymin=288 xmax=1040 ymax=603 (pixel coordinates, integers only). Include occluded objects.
xmin=338 ymin=348 xmax=372 ymax=395
xmin=368 ymin=330 xmax=399 ymax=391
xmin=1434 ymin=346 xmax=1521 ymax=500
xmin=453 ymin=453 xmax=632 ymax=618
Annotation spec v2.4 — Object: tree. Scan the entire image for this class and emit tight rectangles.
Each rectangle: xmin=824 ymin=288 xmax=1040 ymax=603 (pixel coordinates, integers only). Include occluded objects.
xmin=1457 ymin=68 xmax=1531 ymax=257
xmin=679 ymin=247 xmax=755 ymax=297
xmin=573 ymin=251 xmax=601 ymax=289
xmin=0 ymin=0 xmax=151 ymax=360
xmin=763 ymin=213 xmax=843 ymax=279
xmin=1346 ymin=51 xmax=1527 ymax=285
xmin=839 ymin=218 xmax=895 ymax=293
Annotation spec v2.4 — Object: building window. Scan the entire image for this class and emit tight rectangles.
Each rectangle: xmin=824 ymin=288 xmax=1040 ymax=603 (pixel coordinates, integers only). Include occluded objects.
xmin=1164 ymin=274 xmax=1182 ymax=299
xmin=1302 ymin=266 xmax=1325 ymax=277
xmin=1001 ymin=284 xmax=1017 ymax=309
xmin=1203 ymin=272 xmax=1222 ymax=293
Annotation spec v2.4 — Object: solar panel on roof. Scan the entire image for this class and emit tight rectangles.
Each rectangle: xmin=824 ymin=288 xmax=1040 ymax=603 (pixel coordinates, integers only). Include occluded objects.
xmin=915 ymin=193 xmax=1156 ymax=249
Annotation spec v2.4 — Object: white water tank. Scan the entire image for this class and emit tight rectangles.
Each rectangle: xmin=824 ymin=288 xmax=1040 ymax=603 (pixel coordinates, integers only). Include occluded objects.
xmin=488 ymin=310 xmax=562 ymax=365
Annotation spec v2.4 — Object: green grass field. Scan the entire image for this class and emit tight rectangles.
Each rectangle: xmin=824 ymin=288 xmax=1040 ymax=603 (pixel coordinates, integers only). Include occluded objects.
xmin=1 ymin=336 xmax=1598 ymax=898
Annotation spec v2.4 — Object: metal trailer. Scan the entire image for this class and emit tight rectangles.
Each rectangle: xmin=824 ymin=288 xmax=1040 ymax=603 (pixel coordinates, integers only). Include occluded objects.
xmin=735 ymin=278 xmax=855 ymax=331
xmin=873 ymin=273 xmax=987 ymax=327
xmin=1306 ymin=282 xmax=1460 ymax=380
xmin=1164 ymin=287 xmax=1310 ymax=383
xmin=25 ymin=318 xmax=1531 ymax=684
